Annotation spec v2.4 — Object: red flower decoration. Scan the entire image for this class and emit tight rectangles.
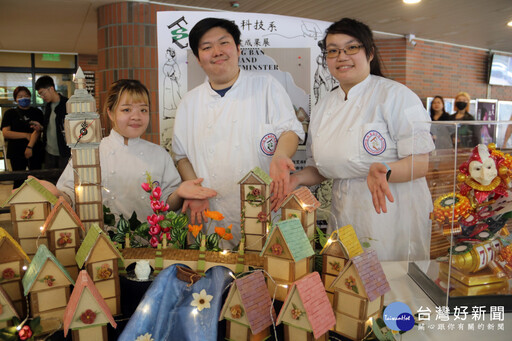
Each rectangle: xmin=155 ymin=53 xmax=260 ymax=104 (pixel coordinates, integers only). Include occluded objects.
xmin=57 ymin=232 xmax=72 ymax=246
xmin=2 ymin=268 xmax=15 ymax=280
xmin=251 ymin=188 xmax=261 ymax=196
xmin=215 ymin=225 xmax=234 ymax=240
xmin=257 ymin=211 xmax=268 ymax=223
xmin=80 ymin=309 xmax=97 ymax=324
xmin=271 ymin=243 xmax=283 ymax=256
xmin=18 ymin=325 xmax=32 ymax=340
xmin=149 ymin=224 xmax=161 ymax=236
xmin=149 ymin=236 xmax=159 ymax=247
xmin=151 ymin=187 xmax=162 ymax=201
xmin=141 ymin=182 xmax=151 ymax=192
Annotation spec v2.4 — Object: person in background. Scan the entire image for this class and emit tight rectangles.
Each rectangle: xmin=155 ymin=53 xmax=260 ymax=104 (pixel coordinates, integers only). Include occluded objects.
xmin=172 ymin=18 xmax=304 ymax=249
xmin=34 ymin=75 xmax=70 ymax=171
xmin=429 ymin=95 xmax=453 ymax=149
xmin=1 ymin=86 xmax=44 ymax=188
xmin=277 ymin=18 xmax=434 ymax=261
xmin=448 ymin=91 xmax=479 ymax=147
xmin=430 ymin=95 xmax=451 ymax=121
xmin=501 ymin=115 xmax=512 ymax=148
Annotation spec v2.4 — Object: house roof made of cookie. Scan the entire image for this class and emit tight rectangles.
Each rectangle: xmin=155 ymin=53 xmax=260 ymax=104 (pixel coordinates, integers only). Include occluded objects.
xmin=63 ymin=270 xmax=117 ymax=336
xmin=279 ymin=271 xmax=335 ymax=339
xmin=259 ymin=218 xmax=314 ymax=261
xmin=2 ymin=177 xmax=58 ymax=207
xmin=238 ymin=166 xmax=272 ymax=185
xmin=42 ymin=197 xmax=85 ymax=233
xmin=281 ymin=186 xmax=320 ymax=213
xmin=22 ymin=244 xmax=75 ymax=295
xmin=76 ymin=224 xmax=123 ymax=268
xmin=0 ymin=227 xmax=30 ymax=263
xmin=0 ymin=285 xmax=19 ymax=321
xmin=319 ymin=225 xmax=363 ymax=259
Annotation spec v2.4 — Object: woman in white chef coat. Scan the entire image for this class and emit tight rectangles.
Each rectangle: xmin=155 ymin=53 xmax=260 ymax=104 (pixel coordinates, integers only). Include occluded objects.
xmin=287 ymin=18 xmax=435 ymax=261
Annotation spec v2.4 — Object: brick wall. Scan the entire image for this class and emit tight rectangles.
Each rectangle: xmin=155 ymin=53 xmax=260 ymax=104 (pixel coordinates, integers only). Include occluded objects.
xmin=96 ymin=1 xmax=172 ymax=144
xmin=376 ymin=38 xmax=512 ymax=105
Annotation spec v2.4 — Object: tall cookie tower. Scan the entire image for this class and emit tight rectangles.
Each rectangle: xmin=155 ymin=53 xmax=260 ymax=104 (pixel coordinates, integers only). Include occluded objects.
xmin=64 ymin=67 xmax=103 ymax=232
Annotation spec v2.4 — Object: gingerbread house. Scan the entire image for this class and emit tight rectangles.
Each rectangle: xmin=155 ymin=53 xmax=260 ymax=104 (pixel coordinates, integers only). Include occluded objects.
xmin=330 ymin=249 xmax=390 ymax=341
xmin=0 ymin=227 xmax=30 ymax=316
xmin=279 ymin=187 xmax=320 ymax=246
xmin=2 ymin=178 xmax=58 ymax=258
xmin=260 ymin=218 xmax=314 ymax=301
xmin=239 ymin=167 xmax=272 ymax=253
xmin=319 ymin=225 xmax=363 ymax=305
xmin=0 ymin=285 xmax=19 ymax=328
xmin=76 ymin=224 xmax=123 ymax=315
xmin=277 ymin=271 xmax=335 ymax=341
xmin=219 ymin=271 xmax=276 ymax=341
xmin=22 ymin=244 xmax=75 ymax=332
xmin=42 ymin=197 xmax=85 ymax=280
xmin=63 ymin=270 xmax=117 ymax=340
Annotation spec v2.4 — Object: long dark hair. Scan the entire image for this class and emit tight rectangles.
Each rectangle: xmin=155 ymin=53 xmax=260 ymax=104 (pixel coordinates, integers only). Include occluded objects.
xmin=322 ymin=18 xmax=384 ymax=77
xmin=429 ymin=95 xmax=448 ymax=119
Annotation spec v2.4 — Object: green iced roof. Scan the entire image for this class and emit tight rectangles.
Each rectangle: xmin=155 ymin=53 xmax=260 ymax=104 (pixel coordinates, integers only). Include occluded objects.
xmin=239 ymin=166 xmax=272 ymax=185
xmin=2 ymin=177 xmax=58 ymax=207
xmin=260 ymin=218 xmax=314 ymax=261
xmin=22 ymin=244 xmax=75 ymax=295
xmin=76 ymin=224 xmax=123 ymax=268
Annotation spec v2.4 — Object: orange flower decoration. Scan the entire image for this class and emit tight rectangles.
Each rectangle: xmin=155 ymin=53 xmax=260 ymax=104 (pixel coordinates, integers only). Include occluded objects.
xmin=215 ymin=224 xmax=233 ymax=240
xmin=188 ymin=224 xmax=203 ymax=238
xmin=204 ymin=210 xmax=224 ymax=221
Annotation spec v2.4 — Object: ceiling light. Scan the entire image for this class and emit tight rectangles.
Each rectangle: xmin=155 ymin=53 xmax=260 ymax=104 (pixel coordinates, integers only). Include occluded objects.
xmin=403 ymin=0 xmax=421 ymax=4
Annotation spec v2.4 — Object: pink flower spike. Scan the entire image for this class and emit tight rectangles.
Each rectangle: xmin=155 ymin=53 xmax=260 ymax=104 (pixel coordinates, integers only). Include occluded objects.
xmin=150 ymin=236 xmax=159 ymax=247
xmin=162 ymin=203 xmax=170 ymax=212
xmin=148 ymin=214 xmax=160 ymax=225
xmin=162 ymin=227 xmax=170 ymax=233
xmin=152 ymin=187 xmax=162 ymax=200
xmin=141 ymin=182 xmax=151 ymax=192
xmin=151 ymin=201 xmax=162 ymax=212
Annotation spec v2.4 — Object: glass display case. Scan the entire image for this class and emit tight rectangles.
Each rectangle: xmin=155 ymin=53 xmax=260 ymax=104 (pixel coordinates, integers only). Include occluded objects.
xmin=408 ymin=120 xmax=512 ymax=312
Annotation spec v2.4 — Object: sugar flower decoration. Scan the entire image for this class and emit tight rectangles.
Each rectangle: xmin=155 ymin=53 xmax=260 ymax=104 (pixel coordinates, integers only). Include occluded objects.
xmin=190 ymin=289 xmax=213 ymax=311
xmin=188 ymin=224 xmax=203 ymax=238
xmin=204 ymin=209 xmax=224 ymax=221
xmin=215 ymin=224 xmax=233 ymax=240
xmin=135 ymin=333 xmax=155 ymax=341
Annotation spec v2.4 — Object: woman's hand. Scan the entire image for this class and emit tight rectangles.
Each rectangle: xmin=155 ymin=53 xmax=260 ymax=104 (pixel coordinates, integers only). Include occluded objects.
xmin=182 ymin=199 xmax=210 ymax=225
xmin=24 ymin=147 xmax=32 ymax=159
xmin=270 ymin=172 xmax=300 ymax=212
xmin=367 ymin=163 xmax=394 ymax=214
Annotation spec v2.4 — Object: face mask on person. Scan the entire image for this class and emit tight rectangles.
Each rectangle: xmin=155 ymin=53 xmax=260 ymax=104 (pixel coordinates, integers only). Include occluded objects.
xmin=17 ymin=98 xmax=31 ymax=108
xmin=455 ymin=101 xmax=467 ymax=111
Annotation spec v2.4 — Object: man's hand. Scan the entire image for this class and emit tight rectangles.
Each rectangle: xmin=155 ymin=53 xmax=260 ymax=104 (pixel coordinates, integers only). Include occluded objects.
xmin=182 ymin=198 xmax=210 ymax=224
xmin=24 ymin=147 xmax=33 ymax=159
xmin=367 ymin=163 xmax=394 ymax=214
xmin=270 ymin=155 xmax=295 ymax=211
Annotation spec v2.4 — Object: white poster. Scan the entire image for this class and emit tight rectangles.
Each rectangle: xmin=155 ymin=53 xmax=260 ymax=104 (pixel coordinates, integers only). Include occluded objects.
xmin=156 ymin=11 xmax=333 ymax=149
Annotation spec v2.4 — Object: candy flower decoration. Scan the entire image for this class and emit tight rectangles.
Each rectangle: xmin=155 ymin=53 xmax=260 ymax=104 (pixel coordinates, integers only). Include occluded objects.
xmin=18 ymin=325 xmax=33 ymax=340
xmin=190 ymin=289 xmax=213 ymax=311
xmin=79 ymin=309 xmax=97 ymax=324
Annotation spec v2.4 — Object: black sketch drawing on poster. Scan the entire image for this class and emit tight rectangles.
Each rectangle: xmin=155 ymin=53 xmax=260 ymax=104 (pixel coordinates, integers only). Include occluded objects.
xmin=163 ymin=47 xmax=182 ymax=118
xmin=313 ymin=41 xmax=337 ymax=105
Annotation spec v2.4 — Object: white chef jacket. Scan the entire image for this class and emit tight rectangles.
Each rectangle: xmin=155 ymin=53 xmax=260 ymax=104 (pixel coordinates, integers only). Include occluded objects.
xmin=306 ymin=74 xmax=435 ymax=261
xmin=173 ymin=69 xmax=305 ymax=248
xmin=58 ymin=129 xmax=181 ymax=221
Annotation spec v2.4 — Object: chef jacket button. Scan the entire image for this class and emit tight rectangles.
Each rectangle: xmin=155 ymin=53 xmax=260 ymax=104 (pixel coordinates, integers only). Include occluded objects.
xmin=111 ymin=196 xmax=115 ymax=200
xmin=111 ymin=170 xmax=115 ymax=174
xmin=141 ymin=196 xmax=145 ymax=199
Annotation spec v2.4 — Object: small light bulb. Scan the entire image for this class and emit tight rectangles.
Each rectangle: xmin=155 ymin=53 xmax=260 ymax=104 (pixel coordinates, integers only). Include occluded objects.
xmin=229 ymin=272 xmax=236 ymax=280
xmin=39 ymin=226 xmax=44 ymax=231
xmin=22 ymin=265 xmax=27 ymax=271
xmin=280 ymin=284 xmax=288 ymax=289
xmin=191 ymin=308 xmax=198 ymax=316
xmin=221 ymin=250 xmax=229 ymax=255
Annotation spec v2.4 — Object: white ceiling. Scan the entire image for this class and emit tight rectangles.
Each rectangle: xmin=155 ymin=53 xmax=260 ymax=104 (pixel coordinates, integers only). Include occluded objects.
xmin=1 ymin=0 xmax=511 ymax=55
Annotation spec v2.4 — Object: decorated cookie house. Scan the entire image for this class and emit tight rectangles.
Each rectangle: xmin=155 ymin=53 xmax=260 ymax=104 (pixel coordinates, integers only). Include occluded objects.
xmin=0 ymin=285 xmax=19 ymax=328
xmin=330 ymin=249 xmax=390 ymax=341
xmin=0 ymin=227 xmax=30 ymax=316
xmin=260 ymin=218 xmax=315 ymax=301
xmin=42 ymin=197 xmax=85 ymax=280
xmin=76 ymin=224 xmax=123 ymax=316
xmin=63 ymin=270 xmax=117 ymax=340
xmin=319 ymin=225 xmax=364 ymax=305
xmin=219 ymin=271 xmax=275 ymax=341
xmin=22 ymin=244 xmax=75 ymax=332
xmin=279 ymin=186 xmax=320 ymax=246
xmin=277 ymin=271 xmax=336 ymax=341
xmin=239 ymin=167 xmax=272 ymax=253
xmin=2 ymin=178 xmax=58 ymax=258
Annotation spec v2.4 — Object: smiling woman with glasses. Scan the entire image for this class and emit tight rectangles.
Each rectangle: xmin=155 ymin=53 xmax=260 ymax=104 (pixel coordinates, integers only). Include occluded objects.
xmin=279 ymin=17 xmax=435 ymax=261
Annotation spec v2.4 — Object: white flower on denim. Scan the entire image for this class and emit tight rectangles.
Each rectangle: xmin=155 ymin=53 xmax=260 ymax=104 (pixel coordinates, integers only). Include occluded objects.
xmin=190 ymin=289 xmax=213 ymax=311
xmin=135 ymin=333 xmax=154 ymax=341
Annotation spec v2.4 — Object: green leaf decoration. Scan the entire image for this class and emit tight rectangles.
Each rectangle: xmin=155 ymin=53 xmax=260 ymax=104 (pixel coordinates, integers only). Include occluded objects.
xmin=160 ymin=220 xmax=172 ymax=228
xmin=316 ymin=226 xmax=327 ymax=248
xmin=172 ymin=213 xmax=189 ymax=229
xmin=351 ymin=285 xmax=359 ymax=294
xmin=248 ymin=186 xmax=255 ymax=190
xmin=134 ymin=222 xmax=150 ymax=238
xmin=166 ymin=211 xmax=178 ymax=220
xmin=112 ymin=233 xmax=125 ymax=243
xmin=117 ymin=215 xmax=130 ymax=234
xmin=362 ymin=241 xmax=371 ymax=248
xmin=103 ymin=205 xmax=115 ymax=226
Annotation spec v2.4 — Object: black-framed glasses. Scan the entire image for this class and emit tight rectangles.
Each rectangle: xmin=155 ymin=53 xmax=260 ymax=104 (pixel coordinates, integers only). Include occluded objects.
xmin=324 ymin=44 xmax=364 ymax=58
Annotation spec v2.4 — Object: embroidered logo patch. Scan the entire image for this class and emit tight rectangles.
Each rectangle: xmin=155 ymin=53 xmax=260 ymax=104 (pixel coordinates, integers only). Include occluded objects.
xmin=260 ymin=133 xmax=277 ymax=156
xmin=363 ymin=130 xmax=386 ymax=155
